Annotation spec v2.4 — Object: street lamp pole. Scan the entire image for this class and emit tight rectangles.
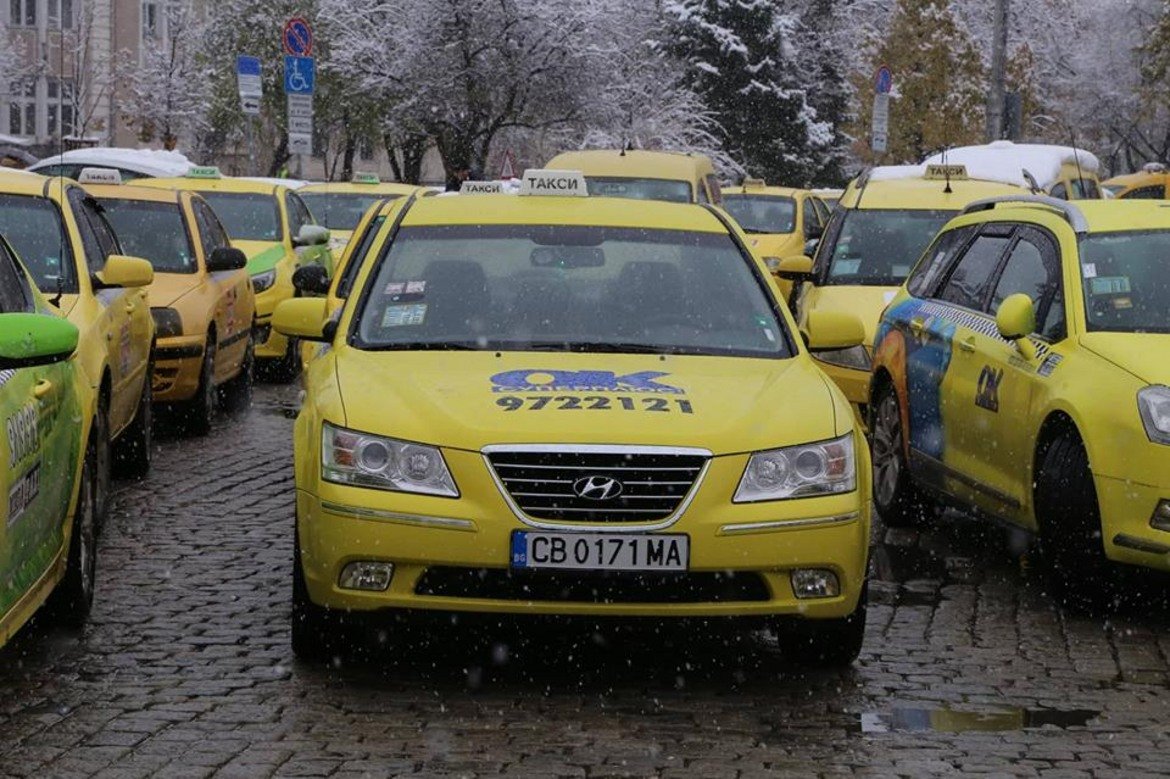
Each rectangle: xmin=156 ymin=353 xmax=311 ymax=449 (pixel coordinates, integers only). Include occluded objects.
xmin=986 ymin=0 xmax=1009 ymax=141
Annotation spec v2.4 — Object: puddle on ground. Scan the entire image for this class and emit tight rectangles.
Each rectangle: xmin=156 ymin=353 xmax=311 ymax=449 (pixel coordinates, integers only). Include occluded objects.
xmin=861 ymin=706 xmax=1099 ymax=733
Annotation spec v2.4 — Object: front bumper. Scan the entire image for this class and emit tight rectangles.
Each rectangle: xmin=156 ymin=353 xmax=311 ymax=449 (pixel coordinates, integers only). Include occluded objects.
xmin=296 ymin=449 xmax=870 ymax=620
xmin=1098 ymin=474 xmax=1170 ymax=572
xmin=152 ymin=334 xmax=204 ymax=402
xmin=253 ymin=279 xmax=294 ymax=360
xmin=813 ymin=360 xmax=870 ymax=428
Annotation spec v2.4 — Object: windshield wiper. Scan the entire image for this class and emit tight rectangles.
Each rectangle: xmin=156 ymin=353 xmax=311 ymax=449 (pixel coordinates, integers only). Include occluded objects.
xmin=363 ymin=341 xmax=480 ymax=351
xmin=521 ymin=341 xmax=698 ymax=355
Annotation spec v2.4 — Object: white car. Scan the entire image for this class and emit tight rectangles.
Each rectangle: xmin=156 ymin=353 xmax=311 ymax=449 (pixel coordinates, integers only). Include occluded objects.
xmin=29 ymin=147 xmax=194 ymax=181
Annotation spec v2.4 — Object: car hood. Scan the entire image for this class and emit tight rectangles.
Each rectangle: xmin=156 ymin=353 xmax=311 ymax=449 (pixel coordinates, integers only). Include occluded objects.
xmin=147 ymin=272 xmax=201 ymax=309
xmin=234 ymin=240 xmax=287 ymax=275
xmin=807 ymin=284 xmax=901 ymax=348
xmin=746 ymin=232 xmax=802 ymax=258
xmin=1080 ymin=332 xmax=1170 ymax=386
xmin=334 ymin=350 xmax=846 ymax=454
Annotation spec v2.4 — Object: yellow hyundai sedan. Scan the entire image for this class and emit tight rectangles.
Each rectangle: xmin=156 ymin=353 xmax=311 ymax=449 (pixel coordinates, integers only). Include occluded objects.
xmin=871 ymin=197 xmax=1170 ymax=609
xmin=275 ymin=170 xmax=872 ymax=666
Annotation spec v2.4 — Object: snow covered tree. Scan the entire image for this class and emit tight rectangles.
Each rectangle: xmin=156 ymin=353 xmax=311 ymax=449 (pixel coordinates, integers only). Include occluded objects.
xmin=856 ymin=0 xmax=985 ymax=162
xmin=663 ymin=0 xmax=835 ymax=185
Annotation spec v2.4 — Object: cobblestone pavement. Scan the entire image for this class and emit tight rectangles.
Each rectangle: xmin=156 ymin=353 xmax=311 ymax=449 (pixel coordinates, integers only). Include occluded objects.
xmin=3 ymin=384 xmax=1170 ymax=778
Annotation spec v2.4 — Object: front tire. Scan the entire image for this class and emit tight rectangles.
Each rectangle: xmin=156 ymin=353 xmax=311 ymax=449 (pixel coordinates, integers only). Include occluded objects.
xmin=113 ymin=359 xmax=153 ymax=478
xmin=184 ymin=336 xmax=217 ymax=436
xmin=218 ymin=332 xmax=254 ymax=413
xmin=871 ymin=381 xmax=937 ymax=528
xmin=50 ymin=439 xmax=98 ymax=627
xmin=261 ymin=336 xmax=301 ymax=384
xmin=291 ymin=537 xmax=340 ymax=662
xmin=92 ymin=398 xmax=112 ymax=530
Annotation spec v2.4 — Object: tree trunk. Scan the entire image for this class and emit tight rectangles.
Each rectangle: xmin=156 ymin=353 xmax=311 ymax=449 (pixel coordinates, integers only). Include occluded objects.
xmin=342 ymin=130 xmax=356 ymax=182
xmin=268 ymin=135 xmax=290 ymax=178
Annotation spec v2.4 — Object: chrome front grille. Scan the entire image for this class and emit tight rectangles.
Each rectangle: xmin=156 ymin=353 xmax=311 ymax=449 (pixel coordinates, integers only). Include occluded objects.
xmin=486 ymin=448 xmax=708 ymax=523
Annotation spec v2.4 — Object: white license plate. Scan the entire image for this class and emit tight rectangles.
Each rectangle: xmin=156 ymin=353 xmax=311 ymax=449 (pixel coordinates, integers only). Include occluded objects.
xmin=510 ymin=531 xmax=689 ymax=572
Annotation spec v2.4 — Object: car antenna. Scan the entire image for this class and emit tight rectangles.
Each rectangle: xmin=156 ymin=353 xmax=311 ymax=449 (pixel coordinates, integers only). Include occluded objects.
xmin=942 ymin=143 xmax=953 ymax=194
xmin=1022 ymin=169 xmax=1040 ymax=193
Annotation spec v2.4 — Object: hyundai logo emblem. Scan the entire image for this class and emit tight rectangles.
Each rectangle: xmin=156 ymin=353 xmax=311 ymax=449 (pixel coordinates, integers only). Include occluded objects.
xmin=572 ymin=475 xmax=624 ymax=501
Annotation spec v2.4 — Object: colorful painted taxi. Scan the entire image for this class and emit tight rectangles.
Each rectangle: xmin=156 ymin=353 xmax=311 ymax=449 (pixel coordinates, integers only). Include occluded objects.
xmin=275 ymin=169 xmax=872 ymax=666
xmin=783 ymin=164 xmax=1027 ymax=423
xmin=80 ymin=170 xmax=256 ymax=433
xmin=870 ymin=196 xmax=1170 ymax=606
xmin=0 ymin=238 xmax=98 ymax=647
xmin=1102 ymin=162 xmax=1170 ymax=200
xmin=0 ymin=170 xmax=154 ymax=521
xmin=721 ymin=179 xmax=830 ymax=301
xmin=544 ymin=149 xmax=722 ymax=204
xmin=137 ymin=167 xmax=331 ymax=381
xmin=298 ymin=174 xmax=423 ymax=255
xmin=924 ymin=142 xmax=1105 ymax=200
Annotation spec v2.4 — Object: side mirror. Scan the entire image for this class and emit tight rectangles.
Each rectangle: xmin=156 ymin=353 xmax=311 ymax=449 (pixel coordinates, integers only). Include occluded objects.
xmin=293 ymin=224 xmax=330 ymax=247
xmin=804 ymin=310 xmax=865 ymax=352
xmin=775 ymin=254 xmax=814 ymax=282
xmin=292 ymin=264 xmax=331 ymax=296
xmin=96 ymin=255 xmax=154 ymax=288
xmin=206 ymin=246 xmax=247 ymax=273
xmin=995 ymin=293 xmax=1038 ymax=359
xmin=803 ymin=238 xmax=820 ymax=256
xmin=273 ymin=297 xmax=332 ymax=342
xmin=0 ymin=313 xmax=79 ymax=368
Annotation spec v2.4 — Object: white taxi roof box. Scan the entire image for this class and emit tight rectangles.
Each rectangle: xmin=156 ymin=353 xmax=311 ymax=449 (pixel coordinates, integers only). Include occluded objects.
xmin=460 ymin=180 xmax=505 ymax=194
xmin=741 ymin=177 xmax=767 ymax=189
xmin=77 ymin=167 xmax=123 ymax=185
xmin=924 ymin=164 xmax=968 ymax=181
xmin=519 ymin=169 xmax=588 ymax=197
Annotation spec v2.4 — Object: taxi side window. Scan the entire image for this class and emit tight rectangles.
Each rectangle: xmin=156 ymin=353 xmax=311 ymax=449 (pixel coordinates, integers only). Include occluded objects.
xmin=696 ymin=183 xmax=709 ymax=205
xmin=935 ymin=232 xmax=1012 ymax=311
xmin=812 ymin=209 xmax=845 ymax=277
xmin=0 ymin=240 xmax=33 ymax=313
xmin=68 ymin=188 xmax=119 ymax=273
xmin=803 ymin=198 xmax=823 ymax=238
xmin=907 ymin=225 xmax=976 ymax=298
xmin=193 ymin=199 xmax=230 ymax=259
xmin=336 ymin=215 xmax=386 ymax=298
xmin=1049 ymin=182 xmax=1068 ymax=200
xmin=990 ymin=228 xmax=1065 ymax=340
xmin=1121 ymin=185 xmax=1164 ymax=200
xmin=705 ymin=175 xmax=722 ymax=205
xmin=286 ymin=192 xmax=313 ymax=237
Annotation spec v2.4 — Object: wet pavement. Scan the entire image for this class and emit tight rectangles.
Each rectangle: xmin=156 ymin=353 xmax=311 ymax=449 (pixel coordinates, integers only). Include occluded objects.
xmin=3 ymin=384 xmax=1170 ymax=777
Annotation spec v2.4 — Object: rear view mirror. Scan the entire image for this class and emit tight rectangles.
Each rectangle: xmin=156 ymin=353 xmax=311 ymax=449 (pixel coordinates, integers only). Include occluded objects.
xmin=294 ymin=224 xmax=330 ymax=247
xmin=96 ymin=255 xmax=154 ymax=288
xmin=995 ymin=293 xmax=1037 ymax=359
xmin=530 ymin=246 xmax=604 ymax=269
xmin=273 ymin=297 xmax=331 ymax=342
xmin=292 ymin=264 xmax=331 ymax=296
xmin=804 ymin=310 xmax=865 ymax=352
xmin=775 ymin=254 xmax=814 ymax=282
xmin=207 ymin=246 xmax=247 ymax=272
xmin=0 ymin=313 xmax=79 ymax=368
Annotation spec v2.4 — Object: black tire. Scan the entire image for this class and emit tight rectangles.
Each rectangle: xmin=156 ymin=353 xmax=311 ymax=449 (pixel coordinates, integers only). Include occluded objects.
xmin=92 ymin=397 xmax=112 ymax=531
xmin=1035 ymin=432 xmax=1114 ymax=612
xmin=871 ymin=381 xmax=938 ymax=528
xmin=291 ymin=537 xmax=339 ymax=662
xmin=184 ymin=337 xmax=217 ymax=436
xmin=260 ymin=336 xmax=301 ymax=384
xmin=50 ymin=438 xmax=97 ymax=627
xmin=112 ymin=360 xmax=153 ymax=478
xmin=777 ymin=583 xmax=868 ymax=668
xmin=218 ymin=331 xmax=254 ymax=413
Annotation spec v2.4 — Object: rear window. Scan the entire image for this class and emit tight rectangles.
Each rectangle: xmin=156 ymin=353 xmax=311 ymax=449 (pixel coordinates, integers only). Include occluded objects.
xmin=0 ymin=193 xmax=77 ymax=293
xmin=299 ymin=192 xmax=391 ymax=231
xmin=822 ymin=209 xmax=953 ymax=287
xmin=584 ymin=177 xmax=692 ymax=203
xmin=722 ymin=195 xmax=797 ymax=234
xmin=201 ymin=192 xmax=282 ymax=241
xmin=99 ymin=198 xmax=196 ymax=273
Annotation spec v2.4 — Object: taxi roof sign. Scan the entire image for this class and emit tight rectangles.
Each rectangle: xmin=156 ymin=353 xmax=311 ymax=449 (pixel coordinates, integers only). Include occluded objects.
xmin=352 ymin=172 xmax=381 ymax=184
xmin=518 ymin=169 xmax=587 ymax=197
xmin=460 ymin=180 xmax=505 ymax=194
xmin=77 ymin=167 xmax=122 ymax=185
xmin=741 ymin=177 xmax=766 ymax=189
xmin=186 ymin=165 xmax=222 ymax=179
xmin=924 ymin=164 xmax=968 ymax=181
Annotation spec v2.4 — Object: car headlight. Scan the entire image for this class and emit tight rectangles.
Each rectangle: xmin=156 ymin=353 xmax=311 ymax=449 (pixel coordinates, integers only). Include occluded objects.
xmin=252 ymin=269 xmax=276 ymax=293
xmin=813 ymin=345 xmax=871 ymax=371
xmin=321 ymin=422 xmax=459 ymax=497
xmin=733 ymin=434 xmax=856 ymax=502
xmin=1138 ymin=385 xmax=1170 ymax=445
xmin=150 ymin=307 xmax=183 ymax=338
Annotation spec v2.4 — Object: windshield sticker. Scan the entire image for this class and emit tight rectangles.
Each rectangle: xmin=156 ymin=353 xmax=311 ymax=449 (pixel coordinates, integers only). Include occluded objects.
xmin=491 ymin=370 xmax=683 ymax=394
xmin=1090 ymin=276 xmax=1130 ymax=295
xmin=1082 ymin=263 xmax=1097 ymax=279
xmin=382 ymin=304 xmax=427 ymax=327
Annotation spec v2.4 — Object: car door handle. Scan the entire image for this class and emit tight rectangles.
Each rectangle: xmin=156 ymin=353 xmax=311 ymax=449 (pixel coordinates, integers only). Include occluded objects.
xmin=33 ymin=379 xmax=53 ymax=399
xmin=957 ymin=336 xmax=976 ymax=353
xmin=909 ymin=317 xmax=926 ymax=335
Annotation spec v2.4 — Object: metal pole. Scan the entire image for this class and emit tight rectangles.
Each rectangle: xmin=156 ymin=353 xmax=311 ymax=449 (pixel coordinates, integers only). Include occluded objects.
xmin=245 ymin=116 xmax=258 ymax=176
xmin=986 ymin=0 xmax=1009 ymax=141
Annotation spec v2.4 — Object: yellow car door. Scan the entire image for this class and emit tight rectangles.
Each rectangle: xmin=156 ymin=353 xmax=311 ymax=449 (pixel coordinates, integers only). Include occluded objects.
xmin=191 ymin=197 xmax=252 ymax=373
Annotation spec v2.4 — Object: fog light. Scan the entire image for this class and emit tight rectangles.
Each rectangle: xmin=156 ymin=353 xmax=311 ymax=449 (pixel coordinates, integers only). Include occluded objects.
xmin=339 ymin=561 xmax=394 ymax=591
xmin=791 ymin=568 xmax=840 ymax=599
xmin=1151 ymin=500 xmax=1170 ymax=533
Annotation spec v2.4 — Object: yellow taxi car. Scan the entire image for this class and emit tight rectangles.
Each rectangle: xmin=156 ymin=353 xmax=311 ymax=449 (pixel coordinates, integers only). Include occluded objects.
xmin=924 ymin=141 xmax=1105 ymax=200
xmin=544 ymin=149 xmax=722 ymax=204
xmin=0 ymin=170 xmax=154 ymax=522
xmin=813 ymin=188 xmax=844 ymax=210
xmin=871 ymin=196 xmax=1170 ymax=607
xmin=298 ymin=174 xmax=423 ymax=255
xmin=1101 ymin=162 xmax=1170 ymax=199
xmin=721 ymin=179 xmax=830 ymax=301
xmin=782 ymin=164 xmax=1028 ymax=423
xmin=0 ymin=243 xmax=99 ymax=647
xmin=274 ymin=169 xmax=872 ymax=666
xmin=137 ymin=167 xmax=332 ymax=382
xmin=80 ymin=170 xmax=256 ymax=433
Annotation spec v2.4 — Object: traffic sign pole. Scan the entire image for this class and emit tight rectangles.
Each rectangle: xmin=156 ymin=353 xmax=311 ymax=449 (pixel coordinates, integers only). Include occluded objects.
xmin=236 ymin=55 xmax=263 ymax=176
xmin=872 ymin=65 xmax=893 ymax=157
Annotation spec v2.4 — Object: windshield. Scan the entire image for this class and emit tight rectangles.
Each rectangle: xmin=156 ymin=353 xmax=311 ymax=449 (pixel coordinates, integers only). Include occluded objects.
xmin=584 ymin=177 xmax=693 ymax=203
xmin=1079 ymin=231 xmax=1170 ymax=334
xmin=300 ymin=192 xmax=392 ymax=231
xmin=201 ymin=192 xmax=282 ymax=241
xmin=0 ymin=193 xmax=76 ymax=293
xmin=824 ymin=209 xmax=953 ymax=287
xmin=354 ymin=225 xmax=790 ymax=358
xmin=99 ymin=198 xmax=196 ymax=273
xmin=722 ymin=194 xmax=797 ymax=234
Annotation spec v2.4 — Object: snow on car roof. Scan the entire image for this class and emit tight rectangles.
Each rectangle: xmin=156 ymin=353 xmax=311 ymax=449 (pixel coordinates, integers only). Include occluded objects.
xmin=923 ymin=141 xmax=1100 ymax=190
xmin=238 ymin=176 xmax=308 ymax=190
xmin=29 ymin=147 xmax=194 ymax=177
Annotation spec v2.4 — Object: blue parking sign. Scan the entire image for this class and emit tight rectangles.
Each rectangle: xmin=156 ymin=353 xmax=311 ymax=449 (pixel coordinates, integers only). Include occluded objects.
xmin=284 ymin=55 xmax=315 ymax=95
